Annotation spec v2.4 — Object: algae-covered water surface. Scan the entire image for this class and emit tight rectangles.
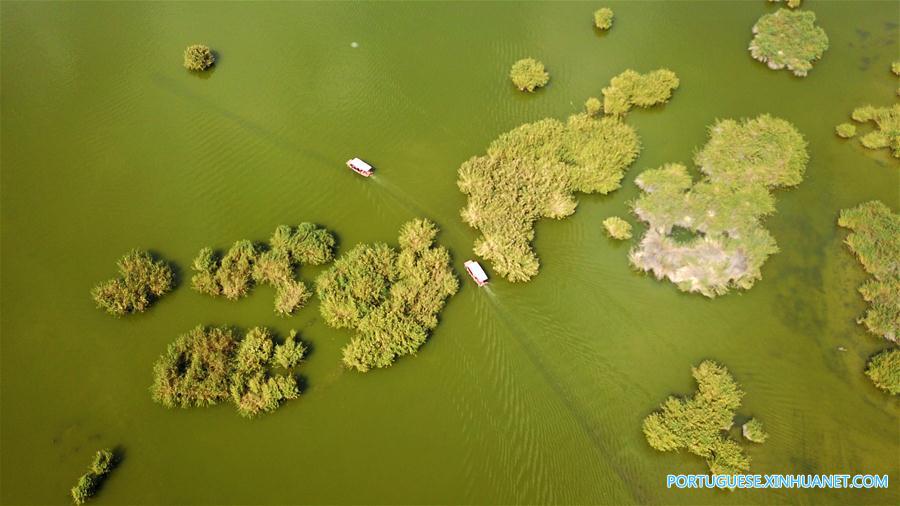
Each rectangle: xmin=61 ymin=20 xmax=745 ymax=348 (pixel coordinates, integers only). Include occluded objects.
xmin=1 ymin=1 xmax=898 ymax=504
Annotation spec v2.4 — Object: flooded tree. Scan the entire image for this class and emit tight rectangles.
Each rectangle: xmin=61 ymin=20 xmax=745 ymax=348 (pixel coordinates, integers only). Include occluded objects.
xmin=749 ymin=9 xmax=828 ymax=77
xmin=629 ymin=115 xmax=808 ymax=297
xmin=316 ymin=219 xmax=458 ymax=371
xmin=70 ymin=449 xmax=117 ymax=505
xmin=509 ymin=58 xmax=550 ymax=92
xmin=183 ymin=44 xmax=215 ymax=71
xmin=603 ymin=216 xmax=632 ymax=240
xmin=91 ymin=249 xmax=174 ymax=316
xmin=593 ymin=8 xmax=614 ymax=30
xmin=865 ymin=348 xmax=899 ymax=395
xmin=643 ymin=361 xmax=764 ymax=475
xmin=191 ymin=223 xmax=335 ymax=315
xmin=151 ymin=325 xmax=307 ymax=417
xmin=602 ymin=68 xmax=679 ymax=116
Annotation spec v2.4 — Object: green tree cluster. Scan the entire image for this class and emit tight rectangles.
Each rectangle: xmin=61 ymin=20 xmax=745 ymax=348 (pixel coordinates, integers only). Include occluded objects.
xmin=837 ymin=201 xmax=899 ymax=343
xmin=316 ymin=219 xmax=458 ymax=371
xmin=191 ymin=223 xmax=335 ymax=315
xmin=70 ymin=449 xmax=116 ymax=505
xmin=183 ymin=44 xmax=215 ymax=71
xmin=151 ymin=325 xmax=307 ymax=417
xmin=643 ymin=361 xmax=763 ymax=475
xmin=91 ymin=249 xmax=174 ymax=316
xmin=749 ymin=9 xmax=828 ymax=77
xmin=593 ymin=8 xmax=614 ymax=30
xmin=603 ymin=216 xmax=632 ymax=240
xmin=458 ymin=112 xmax=642 ymax=281
xmin=742 ymin=418 xmax=769 ymax=443
xmin=602 ymin=69 xmax=679 ymax=116
xmin=509 ymin=58 xmax=550 ymax=92
xmin=865 ymin=348 xmax=899 ymax=395
xmin=629 ymin=115 xmax=808 ymax=297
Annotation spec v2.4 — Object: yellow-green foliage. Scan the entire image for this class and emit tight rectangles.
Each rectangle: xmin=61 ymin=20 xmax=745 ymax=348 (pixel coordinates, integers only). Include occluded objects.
xmin=316 ymin=219 xmax=458 ymax=371
xmin=602 ymin=69 xmax=680 ymax=116
xmin=585 ymin=96 xmax=602 ymax=116
xmin=603 ymin=216 xmax=632 ymax=240
xmin=643 ymin=361 xmax=759 ymax=475
xmin=91 ymin=249 xmax=174 ymax=316
xmin=866 ymin=348 xmax=900 ymax=395
xmin=835 ymin=123 xmax=857 ymax=139
xmin=750 ymin=9 xmax=828 ymax=77
xmin=837 ymin=201 xmax=900 ymax=342
xmin=191 ymin=223 xmax=335 ymax=315
xmin=848 ymin=104 xmax=900 ymax=158
xmin=593 ymin=8 xmax=614 ymax=30
xmin=510 ymin=58 xmax=550 ymax=92
xmin=893 ymin=61 xmax=900 ymax=76
xmin=742 ymin=418 xmax=769 ymax=443
xmin=70 ymin=449 xmax=116 ymax=505
xmin=183 ymin=44 xmax=214 ymax=71
xmin=151 ymin=325 xmax=306 ymax=417
xmin=768 ymin=0 xmax=801 ymax=8
xmin=630 ymin=115 xmax=808 ymax=297
xmin=459 ymin=114 xmax=640 ymax=282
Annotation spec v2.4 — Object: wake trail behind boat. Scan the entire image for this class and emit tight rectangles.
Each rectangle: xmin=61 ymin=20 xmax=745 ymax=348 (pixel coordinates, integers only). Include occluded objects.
xmin=368 ymin=175 xmax=472 ymax=245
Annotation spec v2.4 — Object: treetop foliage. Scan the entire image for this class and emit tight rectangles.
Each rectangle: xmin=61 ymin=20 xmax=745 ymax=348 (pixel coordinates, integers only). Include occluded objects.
xmin=92 ymin=249 xmax=174 ymax=316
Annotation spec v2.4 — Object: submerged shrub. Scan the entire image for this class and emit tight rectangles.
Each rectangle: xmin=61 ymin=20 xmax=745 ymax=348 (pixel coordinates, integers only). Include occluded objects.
xmin=865 ymin=348 xmax=899 ymax=395
xmin=510 ymin=58 xmax=550 ymax=92
xmin=837 ymin=201 xmax=899 ymax=342
xmin=191 ymin=223 xmax=335 ymax=315
xmin=602 ymin=69 xmax=680 ymax=116
xmin=742 ymin=418 xmax=769 ymax=443
xmin=603 ymin=216 xmax=632 ymax=240
xmin=70 ymin=449 xmax=117 ymax=505
xmin=316 ymin=219 xmax=458 ymax=371
xmin=584 ymin=96 xmax=602 ymax=116
xmin=835 ymin=123 xmax=857 ymax=139
xmin=91 ymin=249 xmax=174 ymax=316
xmin=184 ymin=44 xmax=215 ymax=71
xmin=593 ymin=8 xmax=614 ymax=30
xmin=768 ymin=0 xmax=801 ymax=8
xmin=629 ymin=115 xmax=808 ymax=297
xmin=151 ymin=325 xmax=307 ymax=417
xmin=643 ymin=361 xmax=761 ymax=475
xmin=749 ymin=9 xmax=828 ymax=77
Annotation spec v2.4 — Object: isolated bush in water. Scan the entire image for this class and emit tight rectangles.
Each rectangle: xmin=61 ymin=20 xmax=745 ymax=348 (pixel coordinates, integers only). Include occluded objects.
xmin=510 ymin=58 xmax=550 ymax=92
xmin=316 ymin=219 xmax=458 ymax=371
xmin=183 ymin=44 xmax=215 ymax=71
xmin=603 ymin=216 xmax=632 ymax=240
xmin=742 ymin=418 xmax=769 ymax=443
xmin=191 ymin=223 xmax=335 ymax=315
xmin=593 ymin=8 xmax=614 ymax=30
xmin=151 ymin=325 xmax=307 ymax=417
xmin=91 ymin=249 xmax=174 ymax=316
xmin=70 ymin=449 xmax=117 ymax=505
xmin=865 ymin=348 xmax=899 ymax=395
xmin=835 ymin=123 xmax=857 ymax=138
xmin=643 ymin=361 xmax=763 ymax=474
xmin=847 ymin=104 xmax=900 ymax=158
xmin=749 ymin=9 xmax=828 ymax=77
xmin=629 ymin=115 xmax=808 ymax=297
xmin=837 ymin=201 xmax=899 ymax=343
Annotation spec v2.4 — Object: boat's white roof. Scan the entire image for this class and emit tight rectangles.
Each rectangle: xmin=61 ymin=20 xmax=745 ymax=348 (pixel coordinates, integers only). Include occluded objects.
xmin=348 ymin=158 xmax=373 ymax=170
xmin=464 ymin=260 xmax=488 ymax=280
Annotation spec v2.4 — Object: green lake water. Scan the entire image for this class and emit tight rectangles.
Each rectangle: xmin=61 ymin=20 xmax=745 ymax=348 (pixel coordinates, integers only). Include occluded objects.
xmin=2 ymin=1 xmax=899 ymax=504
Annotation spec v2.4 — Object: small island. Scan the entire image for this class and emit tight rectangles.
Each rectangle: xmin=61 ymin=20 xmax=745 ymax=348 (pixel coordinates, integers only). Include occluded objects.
xmin=643 ymin=361 xmax=764 ymax=475
xmin=835 ymin=123 xmax=857 ymax=139
xmin=848 ymin=104 xmax=900 ymax=158
xmin=191 ymin=223 xmax=335 ymax=315
xmin=183 ymin=44 xmax=215 ymax=71
xmin=151 ymin=325 xmax=306 ymax=417
xmin=315 ymin=219 xmax=458 ymax=371
xmin=602 ymin=68 xmax=679 ymax=116
xmin=865 ymin=348 xmax=899 ymax=395
xmin=70 ymin=449 xmax=117 ymax=505
xmin=602 ymin=216 xmax=632 ymax=240
xmin=509 ymin=58 xmax=550 ymax=92
xmin=837 ymin=201 xmax=899 ymax=343
xmin=749 ymin=9 xmax=828 ymax=77
xmin=91 ymin=249 xmax=174 ymax=316
xmin=593 ymin=8 xmax=614 ymax=30
xmin=629 ymin=115 xmax=808 ymax=297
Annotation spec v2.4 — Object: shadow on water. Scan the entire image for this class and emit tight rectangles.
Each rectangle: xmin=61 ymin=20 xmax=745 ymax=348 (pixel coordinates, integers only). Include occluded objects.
xmin=478 ymin=285 xmax=646 ymax=503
